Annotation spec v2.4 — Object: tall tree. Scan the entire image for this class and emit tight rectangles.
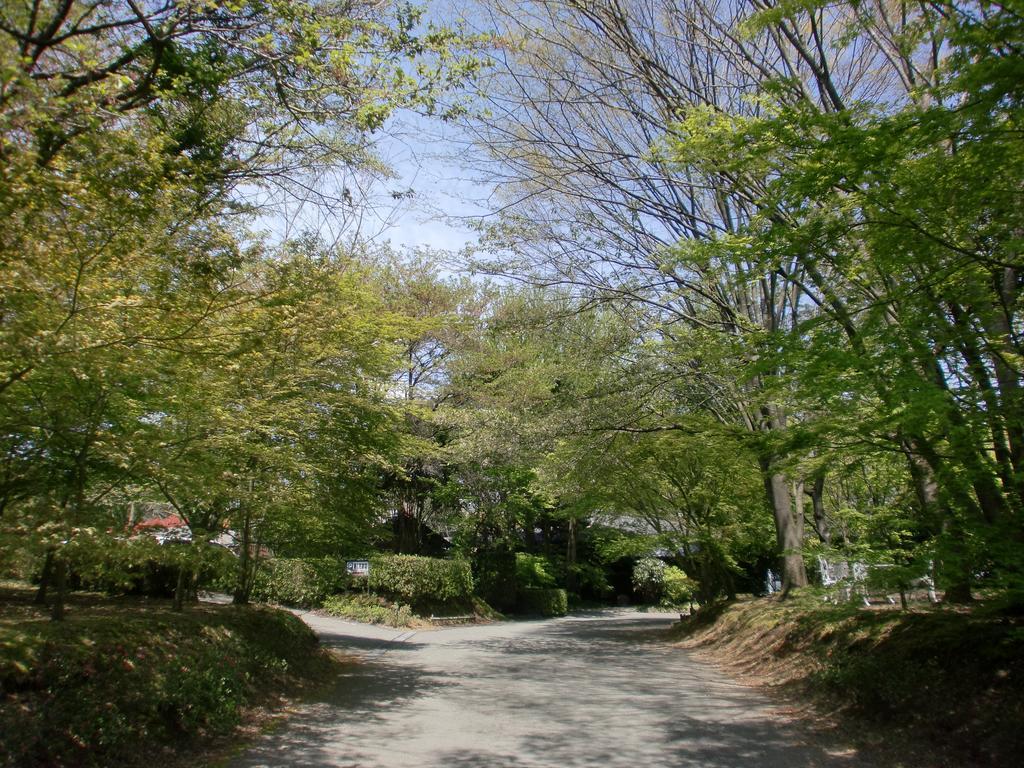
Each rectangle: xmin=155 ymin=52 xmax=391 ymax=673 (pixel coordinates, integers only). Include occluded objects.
xmin=458 ymin=0 xmax=1022 ymax=595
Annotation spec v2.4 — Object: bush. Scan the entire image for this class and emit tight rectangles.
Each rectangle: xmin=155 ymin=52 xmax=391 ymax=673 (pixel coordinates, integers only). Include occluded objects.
xmin=662 ymin=566 xmax=697 ymax=606
xmin=0 ymin=546 xmax=37 ymax=581
xmin=632 ymin=557 xmax=667 ymax=603
xmin=368 ymin=555 xmax=473 ymax=611
xmin=569 ymin=561 xmax=614 ymax=601
xmin=518 ymin=587 xmax=568 ymax=617
xmin=321 ymin=594 xmax=415 ymax=627
xmin=472 ymin=547 xmax=517 ymax=612
xmin=64 ymin=537 xmax=235 ymax=598
xmin=250 ymin=557 xmax=348 ymax=608
xmin=515 ymin=553 xmax=558 ymax=589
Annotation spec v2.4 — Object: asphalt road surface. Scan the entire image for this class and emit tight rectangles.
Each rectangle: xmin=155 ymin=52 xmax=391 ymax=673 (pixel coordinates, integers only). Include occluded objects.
xmin=231 ymin=610 xmax=865 ymax=768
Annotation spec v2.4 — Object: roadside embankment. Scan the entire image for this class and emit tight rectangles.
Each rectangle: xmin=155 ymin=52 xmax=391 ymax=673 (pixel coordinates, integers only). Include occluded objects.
xmin=672 ymin=594 xmax=1024 ymax=767
xmin=0 ymin=584 xmax=340 ymax=768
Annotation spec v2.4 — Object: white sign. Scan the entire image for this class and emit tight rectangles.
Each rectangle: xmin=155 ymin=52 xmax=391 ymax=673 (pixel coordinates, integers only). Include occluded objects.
xmin=346 ymin=560 xmax=370 ymax=576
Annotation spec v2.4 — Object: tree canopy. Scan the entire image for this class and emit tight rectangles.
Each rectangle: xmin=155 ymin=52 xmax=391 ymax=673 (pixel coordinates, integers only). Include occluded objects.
xmin=1 ymin=0 xmax=1021 ymax=619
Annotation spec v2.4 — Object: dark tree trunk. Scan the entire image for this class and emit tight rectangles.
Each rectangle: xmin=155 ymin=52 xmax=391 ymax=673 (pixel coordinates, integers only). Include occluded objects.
xmin=50 ymin=556 xmax=68 ymax=621
xmin=565 ymin=517 xmax=578 ymax=593
xmin=943 ymin=581 xmax=974 ymax=604
xmin=395 ymin=498 xmax=419 ymax=554
xmin=233 ymin=510 xmax=252 ymax=606
xmin=34 ymin=548 xmax=54 ymax=605
xmin=173 ymin=563 xmax=188 ymax=611
xmin=808 ymin=473 xmax=830 ymax=544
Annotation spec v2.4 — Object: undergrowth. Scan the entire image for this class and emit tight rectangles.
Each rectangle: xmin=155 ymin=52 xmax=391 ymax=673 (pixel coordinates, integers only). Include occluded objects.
xmin=673 ymin=593 xmax=1024 ymax=767
xmin=0 ymin=584 xmax=337 ymax=767
xmin=321 ymin=594 xmax=417 ymax=627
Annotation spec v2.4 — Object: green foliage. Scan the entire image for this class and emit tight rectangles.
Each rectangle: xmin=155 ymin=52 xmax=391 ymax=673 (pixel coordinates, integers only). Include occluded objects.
xmin=250 ymin=557 xmax=350 ymax=608
xmin=632 ymin=558 xmax=668 ymax=603
xmin=470 ymin=548 xmax=518 ymax=612
xmin=368 ymin=555 xmax=474 ymax=610
xmin=518 ymin=587 xmax=568 ymax=617
xmin=63 ymin=537 xmax=234 ymax=598
xmin=662 ymin=566 xmax=697 ymax=607
xmin=0 ymin=594 xmax=324 ymax=767
xmin=321 ymin=594 xmax=416 ymax=627
xmin=568 ymin=560 xmax=614 ymax=602
xmin=515 ymin=553 xmax=558 ymax=589
xmin=0 ymin=0 xmax=481 ymax=614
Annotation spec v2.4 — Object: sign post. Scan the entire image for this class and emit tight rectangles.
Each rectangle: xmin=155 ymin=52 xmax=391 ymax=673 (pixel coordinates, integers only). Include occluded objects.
xmin=346 ymin=560 xmax=371 ymax=595
xmin=346 ymin=560 xmax=370 ymax=576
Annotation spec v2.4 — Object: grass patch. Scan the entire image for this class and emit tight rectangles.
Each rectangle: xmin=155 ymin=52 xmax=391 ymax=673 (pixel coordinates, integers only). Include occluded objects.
xmin=320 ymin=594 xmax=417 ymax=627
xmin=0 ymin=582 xmax=338 ymax=767
xmin=319 ymin=593 xmax=503 ymax=626
xmin=673 ymin=593 xmax=1024 ymax=767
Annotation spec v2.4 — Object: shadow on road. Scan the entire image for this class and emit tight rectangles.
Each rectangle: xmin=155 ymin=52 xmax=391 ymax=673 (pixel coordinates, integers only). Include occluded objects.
xmin=312 ymin=629 xmax=426 ymax=653
xmin=233 ymin=613 xmax=865 ymax=767
xmin=234 ymin=655 xmax=450 ymax=767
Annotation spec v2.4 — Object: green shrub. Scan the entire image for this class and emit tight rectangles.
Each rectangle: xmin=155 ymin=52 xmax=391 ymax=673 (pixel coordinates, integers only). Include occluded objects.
xmin=250 ymin=557 xmax=348 ymax=608
xmin=662 ymin=566 xmax=697 ymax=606
xmin=519 ymin=587 xmax=568 ymax=617
xmin=0 ymin=545 xmax=38 ymax=581
xmin=632 ymin=557 xmax=667 ymax=603
xmin=63 ymin=537 xmax=235 ymax=598
xmin=569 ymin=561 xmax=614 ymax=601
xmin=515 ymin=553 xmax=558 ymax=589
xmin=472 ymin=548 xmax=517 ymax=611
xmin=321 ymin=594 xmax=415 ymax=627
xmin=368 ymin=555 xmax=473 ymax=611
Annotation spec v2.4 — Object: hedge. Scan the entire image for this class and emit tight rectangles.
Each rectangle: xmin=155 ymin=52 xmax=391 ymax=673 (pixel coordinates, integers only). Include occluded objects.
xmin=518 ymin=587 xmax=568 ymax=617
xmin=368 ymin=555 xmax=473 ymax=610
xmin=63 ymin=537 xmax=235 ymax=598
xmin=250 ymin=557 xmax=349 ymax=608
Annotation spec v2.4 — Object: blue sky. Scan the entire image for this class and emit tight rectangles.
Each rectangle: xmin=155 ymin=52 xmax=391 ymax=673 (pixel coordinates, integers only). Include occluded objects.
xmin=252 ymin=1 xmax=494 ymax=256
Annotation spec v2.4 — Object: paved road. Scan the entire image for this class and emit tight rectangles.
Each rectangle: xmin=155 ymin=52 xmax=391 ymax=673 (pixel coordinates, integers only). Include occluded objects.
xmin=232 ymin=610 xmax=864 ymax=768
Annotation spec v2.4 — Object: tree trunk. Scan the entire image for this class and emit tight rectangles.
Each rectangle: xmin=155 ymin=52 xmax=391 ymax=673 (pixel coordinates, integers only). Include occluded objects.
xmin=902 ymin=436 xmax=940 ymax=522
xmin=943 ymin=580 xmax=974 ymax=604
xmin=808 ymin=473 xmax=830 ymax=544
xmin=938 ymin=517 xmax=974 ymax=603
xmin=760 ymin=458 xmax=807 ymax=593
xmin=50 ymin=556 xmax=68 ymax=621
xmin=565 ymin=517 xmax=578 ymax=593
xmin=233 ymin=509 xmax=252 ymax=606
xmin=396 ymin=495 xmax=419 ymax=554
xmin=173 ymin=562 xmax=188 ymax=611
xmin=34 ymin=548 xmax=54 ymax=605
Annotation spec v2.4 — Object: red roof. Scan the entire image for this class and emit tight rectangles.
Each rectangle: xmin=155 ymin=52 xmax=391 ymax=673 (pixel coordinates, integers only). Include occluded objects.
xmin=132 ymin=514 xmax=187 ymax=532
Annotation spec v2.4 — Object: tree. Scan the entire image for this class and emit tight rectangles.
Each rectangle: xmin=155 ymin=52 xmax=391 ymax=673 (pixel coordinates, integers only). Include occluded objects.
xmin=654 ymin=1 xmax=1024 ymax=597
xmin=457 ymin=0 xmax=1023 ymax=596
xmin=0 ymin=1 xmax=483 ymax=616
xmin=368 ymin=248 xmax=485 ymax=553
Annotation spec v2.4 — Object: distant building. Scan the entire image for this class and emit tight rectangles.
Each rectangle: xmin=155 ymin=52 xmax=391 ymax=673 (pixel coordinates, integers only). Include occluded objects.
xmin=127 ymin=502 xmax=238 ymax=551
